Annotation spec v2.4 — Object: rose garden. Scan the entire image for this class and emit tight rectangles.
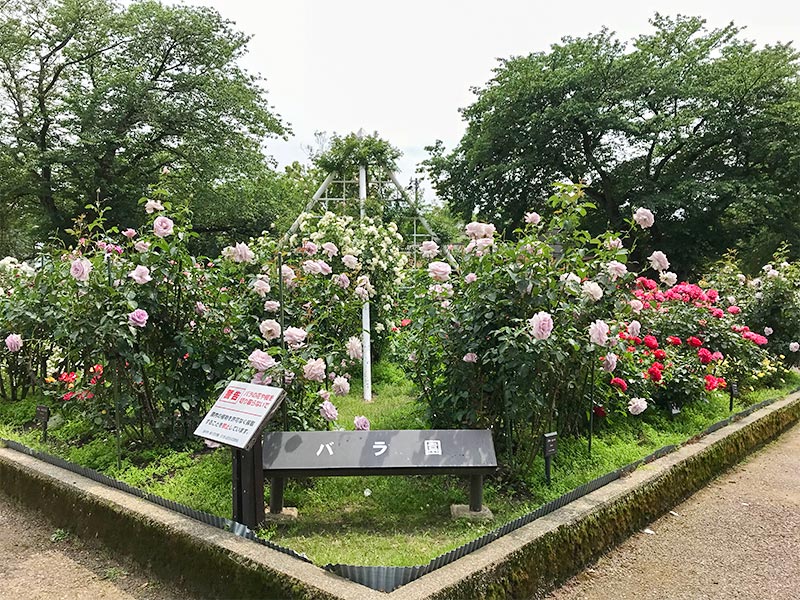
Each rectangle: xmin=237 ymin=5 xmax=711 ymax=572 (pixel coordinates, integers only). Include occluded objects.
xmin=2 ymin=3 xmax=800 ymax=596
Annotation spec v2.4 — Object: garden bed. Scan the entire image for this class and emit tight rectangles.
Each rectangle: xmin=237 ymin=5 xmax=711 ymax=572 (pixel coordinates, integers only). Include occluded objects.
xmin=1 ymin=365 xmax=797 ymax=568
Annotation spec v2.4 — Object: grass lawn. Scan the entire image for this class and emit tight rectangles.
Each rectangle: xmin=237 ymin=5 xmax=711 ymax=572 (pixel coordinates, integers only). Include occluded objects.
xmin=1 ymin=365 xmax=798 ymax=567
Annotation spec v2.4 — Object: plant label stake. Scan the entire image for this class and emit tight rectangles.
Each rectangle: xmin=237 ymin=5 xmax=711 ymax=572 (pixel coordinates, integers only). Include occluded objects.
xmin=543 ymin=432 xmax=557 ymax=485
xmin=36 ymin=405 xmax=50 ymax=443
xmin=729 ymin=380 xmax=738 ymax=411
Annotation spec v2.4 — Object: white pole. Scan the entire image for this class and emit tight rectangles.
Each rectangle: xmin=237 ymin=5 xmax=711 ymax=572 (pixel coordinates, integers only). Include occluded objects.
xmin=359 ymin=164 xmax=372 ymax=401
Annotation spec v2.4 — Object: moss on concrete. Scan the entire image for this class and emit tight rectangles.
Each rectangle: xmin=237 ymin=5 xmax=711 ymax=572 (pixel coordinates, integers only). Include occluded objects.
xmin=0 ymin=457 xmax=339 ymax=600
xmin=426 ymin=398 xmax=800 ymax=599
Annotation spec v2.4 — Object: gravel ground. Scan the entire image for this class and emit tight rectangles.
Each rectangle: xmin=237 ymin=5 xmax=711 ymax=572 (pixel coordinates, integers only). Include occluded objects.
xmin=0 ymin=494 xmax=196 ymax=600
xmin=549 ymin=422 xmax=800 ymax=600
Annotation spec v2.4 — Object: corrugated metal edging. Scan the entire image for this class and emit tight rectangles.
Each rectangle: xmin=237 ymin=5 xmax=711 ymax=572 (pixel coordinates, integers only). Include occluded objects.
xmin=0 ymin=439 xmax=311 ymax=564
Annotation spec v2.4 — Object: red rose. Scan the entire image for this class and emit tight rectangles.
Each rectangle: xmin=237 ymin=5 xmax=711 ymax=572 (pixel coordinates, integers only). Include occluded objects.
xmin=610 ymin=377 xmax=628 ymax=392
xmin=647 ymin=365 xmax=662 ymax=382
xmin=654 ymin=349 xmax=667 ymax=360
xmin=687 ymin=336 xmax=703 ymax=347
xmin=643 ymin=335 xmax=659 ymax=349
xmin=651 ymin=361 xmax=665 ymax=371
xmin=593 ymin=405 xmax=607 ymax=418
xmin=697 ymin=347 xmax=713 ymax=365
xmin=666 ymin=336 xmax=682 ymax=346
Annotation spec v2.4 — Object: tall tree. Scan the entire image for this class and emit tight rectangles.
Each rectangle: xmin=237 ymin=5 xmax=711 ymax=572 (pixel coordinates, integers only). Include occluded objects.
xmin=426 ymin=15 xmax=800 ymax=273
xmin=0 ymin=0 xmax=286 ymax=247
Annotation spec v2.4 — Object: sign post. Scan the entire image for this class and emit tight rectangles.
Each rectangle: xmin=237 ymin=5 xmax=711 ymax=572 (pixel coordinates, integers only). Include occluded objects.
xmin=729 ymin=380 xmax=738 ymax=411
xmin=194 ymin=381 xmax=285 ymax=529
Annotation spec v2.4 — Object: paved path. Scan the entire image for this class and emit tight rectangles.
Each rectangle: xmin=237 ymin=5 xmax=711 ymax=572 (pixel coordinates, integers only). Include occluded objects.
xmin=0 ymin=493 xmax=195 ymax=600
xmin=550 ymin=423 xmax=800 ymax=600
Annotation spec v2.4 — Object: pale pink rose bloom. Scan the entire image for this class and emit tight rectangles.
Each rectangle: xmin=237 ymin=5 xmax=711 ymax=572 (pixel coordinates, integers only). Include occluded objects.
xmin=252 ymin=278 xmax=271 ymax=297
xmin=195 ymin=301 xmax=207 ymax=316
xmin=464 ymin=272 xmax=477 ymax=284
xmin=283 ymin=370 xmax=295 ymax=384
xmin=5 ymin=334 xmax=22 ymax=352
xmin=764 ymin=327 xmax=773 ymax=336
xmin=342 ymin=254 xmax=359 ymax=269
xmin=628 ymin=397 xmax=648 ymax=415
xmin=466 ymin=237 xmax=494 ymax=256
xmin=354 ymin=415 xmax=370 ymax=431
xmin=648 ymin=250 xmax=670 ymax=272
xmin=122 ymin=228 xmax=137 ymax=239
xmin=204 ymin=439 xmax=221 ymax=449
xmin=528 ymin=311 xmax=554 ymax=341
xmin=627 ymin=320 xmax=641 ymax=337
xmin=633 ymin=207 xmax=655 ymax=228
xmin=333 ymin=273 xmax=350 ymax=289
xmin=660 ymin=271 xmax=677 ymax=286
xmin=281 ymin=264 xmax=296 ymax=284
xmin=525 ymin=212 xmax=541 ymax=225
xmin=144 ymin=199 xmax=164 ymax=214
xmin=301 ymin=240 xmax=318 ymax=255
xmin=321 ymin=242 xmax=338 ymax=257
xmin=128 ymin=309 xmax=149 ymax=328
xmin=582 ymin=281 xmax=603 ymax=302
xmin=70 ymin=258 xmax=92 ymax=282
xmin=332 ymin=376 xmax=350 ymax=396
xmin=263 ymin=300 xmax=280 ymax=312
xmin=463 ymin=352 xmax=478 ymax=363
xmin=354 ymin=286 xmax=369 ymax=301
xmin=302 ymin=260 xmax=323 ymax=275
xmin=153 ymin=216 xmax=174 ymax=238
xmin=134 ymin=241 xmax=150 ymax=253
xmin=606 ymin=261 xmax=627 ymax=281
xmin=250 ymin=371 xmax=273 ymax=386
xmin=428 ymin=261 xmax=451 ymax=282
xmin=320 ymin=400 xmax=338 ymax=421
xmin=303 ymin=358 xmax=326 ymax=382
xmin=318 ymin=389 xmax=331 ymax=402
xmin=737 ymin=274 xmax=747 ymax=285
xmin=560 ymin=272 xmax=580 ymax=284
xmin=248 ymin=349 xmax=276 ymax=371
xmin=316 ymin=260 xmax=332 ymax=275
xmin=605 ymin=238 xmax=623 ymax=250
xmin=602 ymin=352 xmax=618 ymax=372
xmin=128 ymin=265 xmax=152 ymax=285
xmin=420 ymin=240 xmax=439 ymax=258
xmin=630 ymin=299 xmax=644 ymax=313
xmin=225 ymin=242 xmax=254 ymax=263
xmin=588 ymin=320 xmax=610 ymax=346
xmin=284 ymin=327 xmax=308 ymax=349
xmin=465 ymin=222 xmax=496 ymax=239
xmin=790 ymin=342 xmax=800 ymax=352
xmin=346 ymin=336 xmax=363 ymax=360
xmin=259 ymin=319 xmax=281 ymax=340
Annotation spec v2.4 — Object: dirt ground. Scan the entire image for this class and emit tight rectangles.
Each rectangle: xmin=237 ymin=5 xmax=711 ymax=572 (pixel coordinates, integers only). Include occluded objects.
xmin=549 ymin=423 xmax=800 ymax=600
xmin=0 ymin=493 xmax=196 ymax=600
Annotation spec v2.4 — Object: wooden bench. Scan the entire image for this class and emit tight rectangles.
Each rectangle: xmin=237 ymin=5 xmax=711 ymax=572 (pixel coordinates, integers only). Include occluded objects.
xmin=262 ymin=429 xmax=497 ymax=515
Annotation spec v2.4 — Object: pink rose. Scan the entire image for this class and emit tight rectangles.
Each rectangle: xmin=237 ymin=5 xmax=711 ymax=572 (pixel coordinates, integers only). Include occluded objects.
xmin=420 ymin=240 xmax=439 ymax=258
xmin=628 ymin=397 xmax=648 ymax=415
xmin=320 ymin=400 xmax=338 ymax=421
xmin=354 ymin=415 xmax=370 ymax=431
xmin=465 ymin=222 xmax=496 ymax=239
xmin=134 ymin=241 xmax=150 ymax=253
xmin=648 ymin=250 xmax=670 ymax=272
xmin=195 ymin=302 xmax=207 ymax=316
xmin=5 ymin=334 xmax=22 ymax=352
xmin=281 ymin=265 xmax=296 ymax=284
xmin=302 ymin=260 xmax=323 ymax=275
xmin=463 ymin=352 xmax=478 ymax=363
xmin=346 ymin=336 xmax=363 ymax=360
xmin=303 ymin=358 xmax=326 ymax=382
xmin=128 ymin=265 xmax=152 ymax=285
xmin=428 ymin=261 xmax=451 ymax=282
xmin=332 ymin=376 xmax=350 ymax=396
xmin=259 ymin=319 xmax=281 ymax=340
xmin=223 ymin=242 xmax=254 ymax=263
xmin=727 ymin=305 xmax=741 ymax=315
xmin=342 ymin=255 xmax=359 ymax=269
xmin=606 ymin=238 xmax=623 ymax=250
xmin=70 ymin=258 xmax=92 ymax=282
xmin=321 ymin=242 xmax=338 ymax=258
xmin=122 ymin=228 xmax=137 ymax=239
xmin=528 ymin=311 xmax=554 ymax=341
xmin=128 ymin=309 xmax=149 ymax=328
xmin=333 ymin=273 xmax=350 ymax=289
xmin=633 ymin=207 xmax=654 ymax=228
xmin=589 ymin=320 xmax=610 ymax=346
xmin=263 ymin=300 xmax=280 ymax=312
xmin=602 ymin=353 xmax=618 ymax=372
xmin=525 ymin=212 xmax=541 ymax=225
xmin=464 ymin=272 xmax=477 ymax=284
xmin=153 ymin=216 xmax=174 ymax=238
xmin=627 ymin=320 xmax=641 ymax=337
xmin=248 ymin=349 xmax=276 ymax=371
xmin=582 ymin=281 xmax=603 ymax=301
xmin=301 ymin=240 xmax=318 ymax=255
xmin=316 ymin=260 xmax=332 ymax=275
xmin=630 ymin=299 xmax=644 ymax=313
xmin=284 ymin=327 xmax=307 ymax=349
xmin=252 ymin=278 xmax=271 ymax=297
xmin=606 ymin=261 xmax=628 ymax=281
xmin=144 ymin=199 xmax=164 ymax=214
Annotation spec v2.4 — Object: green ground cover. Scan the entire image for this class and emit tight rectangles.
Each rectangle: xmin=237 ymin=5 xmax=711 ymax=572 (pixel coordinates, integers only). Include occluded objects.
xmin=1 ymin=365 xmax=797 ymax=567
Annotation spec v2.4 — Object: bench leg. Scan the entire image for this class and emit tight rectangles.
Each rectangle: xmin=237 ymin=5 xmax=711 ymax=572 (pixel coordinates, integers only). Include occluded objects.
xmin=269 ymin=476 xmax=285 ymax=514
xmin=469 ymin=474 xmax=483 ymax=512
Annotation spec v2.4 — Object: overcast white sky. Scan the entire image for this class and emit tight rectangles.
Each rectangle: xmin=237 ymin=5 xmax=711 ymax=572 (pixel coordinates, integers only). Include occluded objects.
xmin=178 ymin=0 xmax=798 ymax=196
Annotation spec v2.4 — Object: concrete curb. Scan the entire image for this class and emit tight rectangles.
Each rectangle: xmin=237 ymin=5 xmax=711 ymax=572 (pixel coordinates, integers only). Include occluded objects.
xmin=1 ymin=392 xmax=798 ymax=599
